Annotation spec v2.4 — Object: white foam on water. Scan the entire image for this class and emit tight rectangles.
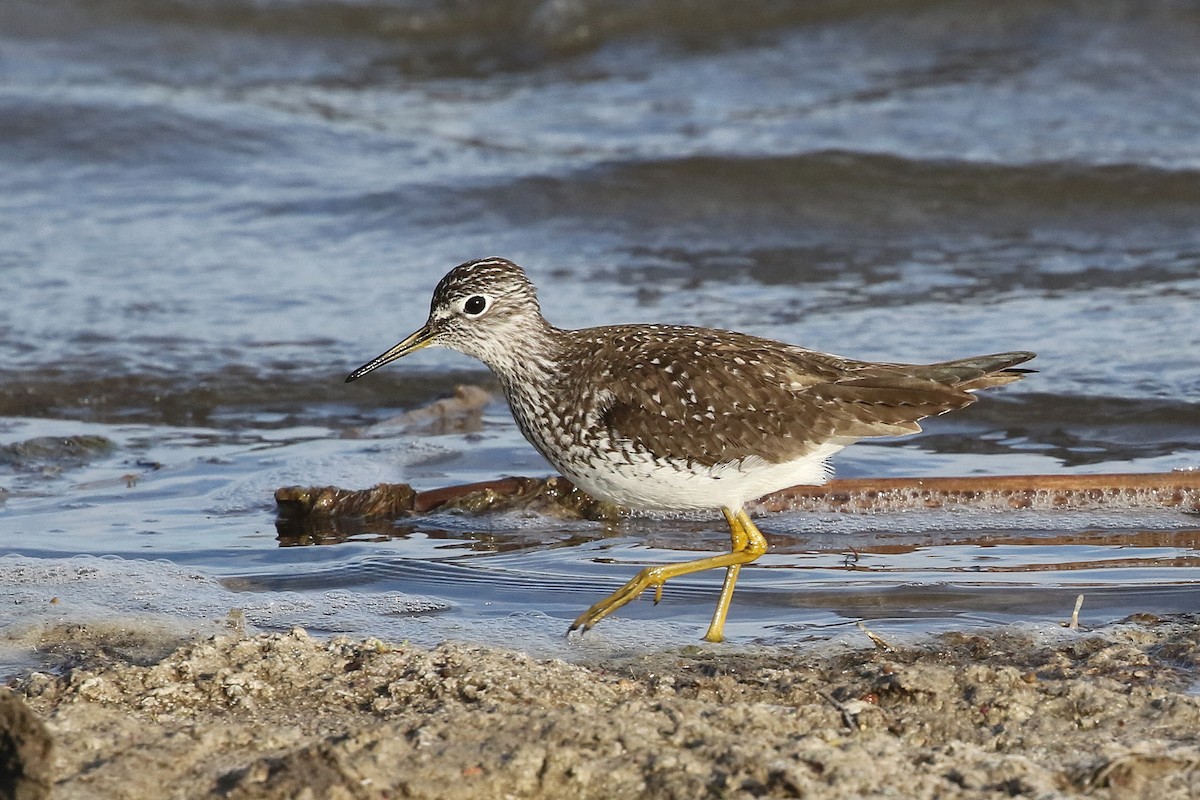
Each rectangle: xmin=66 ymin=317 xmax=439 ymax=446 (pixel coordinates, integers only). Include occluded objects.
xmin=0 ymin=553 xmax=711 ymax=677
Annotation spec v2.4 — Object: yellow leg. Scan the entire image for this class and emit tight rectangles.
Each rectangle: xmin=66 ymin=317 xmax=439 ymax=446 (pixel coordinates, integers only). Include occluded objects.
xmin=703 ymin=508 xmax=766 ymax=642
xmin=569 ymin=506 xmax=767 ymax=642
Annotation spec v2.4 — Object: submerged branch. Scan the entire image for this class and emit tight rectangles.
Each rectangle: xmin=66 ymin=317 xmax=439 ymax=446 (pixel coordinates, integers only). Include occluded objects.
xmin=275 ymin=471 xmax=1200 ymax=534
xmin=756 ymin=471 xmax=1200 ymax=514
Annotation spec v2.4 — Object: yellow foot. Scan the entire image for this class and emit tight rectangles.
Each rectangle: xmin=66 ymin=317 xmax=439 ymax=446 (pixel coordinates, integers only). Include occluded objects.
xmin=568 ymin=564 xmax=674 ymax=635
xmin=567 ymin=507 xmax=768 ymax=641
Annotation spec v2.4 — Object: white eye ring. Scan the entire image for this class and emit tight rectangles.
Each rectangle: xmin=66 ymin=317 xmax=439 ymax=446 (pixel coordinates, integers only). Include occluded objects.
xmin=460 ymin=294 xmax=493 ymax=317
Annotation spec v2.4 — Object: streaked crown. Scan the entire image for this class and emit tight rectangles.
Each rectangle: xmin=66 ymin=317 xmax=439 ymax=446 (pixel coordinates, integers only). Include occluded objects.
xmin=424 ymin=257 xmax=550 ymax=367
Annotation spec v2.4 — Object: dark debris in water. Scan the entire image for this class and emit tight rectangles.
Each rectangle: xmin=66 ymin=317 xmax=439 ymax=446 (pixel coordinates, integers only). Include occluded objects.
xmin=342 ymin=384 xmax=492 ymax=438
xmin=274 ymin=483 xmax=419 ymax=544
xmin=273 ymin=476 xmax=618 ymax=544
xmin=415 ymin=475 xmax=617 ymax=520
xmin=0 ymin=435 xmax=116 ymax=474
xmin=0 ymin=368 xmax=493 ymax=429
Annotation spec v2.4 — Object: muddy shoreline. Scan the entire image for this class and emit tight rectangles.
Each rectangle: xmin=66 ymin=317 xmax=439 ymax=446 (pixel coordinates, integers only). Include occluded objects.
xmin=5 ymin=615 xmax=1200 ymax=799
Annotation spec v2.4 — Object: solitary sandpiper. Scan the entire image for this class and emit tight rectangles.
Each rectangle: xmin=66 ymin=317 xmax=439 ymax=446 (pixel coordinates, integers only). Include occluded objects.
xmin=347 ymin=257 xmax=1034 ymax=642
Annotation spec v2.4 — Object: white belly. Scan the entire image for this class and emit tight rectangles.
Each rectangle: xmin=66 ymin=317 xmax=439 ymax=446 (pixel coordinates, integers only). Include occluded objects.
xmin=550 ymin=441 xmax=844 ymax=512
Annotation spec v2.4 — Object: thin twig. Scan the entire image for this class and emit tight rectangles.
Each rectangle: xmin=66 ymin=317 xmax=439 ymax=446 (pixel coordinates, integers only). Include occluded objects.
xmin=857 ymin=621 xmax=895 ymax=651
xmin=1065 ymin=594 xmax=1084 ymax=630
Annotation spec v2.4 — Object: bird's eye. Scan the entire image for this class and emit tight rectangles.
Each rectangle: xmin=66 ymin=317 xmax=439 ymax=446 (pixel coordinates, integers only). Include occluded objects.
xmin=462 ymin=295 xmax=490 ymax=316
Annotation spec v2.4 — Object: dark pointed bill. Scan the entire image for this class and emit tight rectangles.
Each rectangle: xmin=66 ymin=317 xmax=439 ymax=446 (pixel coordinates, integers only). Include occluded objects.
xmin=345 ymin=325 xmax=435 ymax=382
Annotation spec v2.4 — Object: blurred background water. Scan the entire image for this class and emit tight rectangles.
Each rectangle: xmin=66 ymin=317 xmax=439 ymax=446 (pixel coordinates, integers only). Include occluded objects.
xmin=2 ymin=0 xmax=1198 ymax=671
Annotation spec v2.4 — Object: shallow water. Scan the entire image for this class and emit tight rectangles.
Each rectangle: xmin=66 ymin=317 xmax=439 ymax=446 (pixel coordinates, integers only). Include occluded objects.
xmin=2 ymin=0 xmax=1199 ymax=672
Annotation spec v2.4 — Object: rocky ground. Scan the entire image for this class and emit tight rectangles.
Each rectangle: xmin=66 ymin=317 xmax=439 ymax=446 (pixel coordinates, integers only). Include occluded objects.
xmin=5 ymin=615 xmax=1200 ymax=799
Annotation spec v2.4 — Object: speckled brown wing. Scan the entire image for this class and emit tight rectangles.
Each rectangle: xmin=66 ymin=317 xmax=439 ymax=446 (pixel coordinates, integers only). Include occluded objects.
xmin=569 ymin=325 xmax=1033 ymax=468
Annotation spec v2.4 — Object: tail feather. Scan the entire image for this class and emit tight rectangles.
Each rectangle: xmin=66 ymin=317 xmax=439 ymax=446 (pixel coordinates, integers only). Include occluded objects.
xmin=812 ymin=351 xmax=1035 ymax=442
xmin=925 ymin=351 xmax=1036 ymax=391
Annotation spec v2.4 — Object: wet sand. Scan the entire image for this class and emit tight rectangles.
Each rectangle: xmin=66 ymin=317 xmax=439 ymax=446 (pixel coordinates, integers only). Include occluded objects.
xmin=7 ymin=615 xmax=1200 ymax=799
